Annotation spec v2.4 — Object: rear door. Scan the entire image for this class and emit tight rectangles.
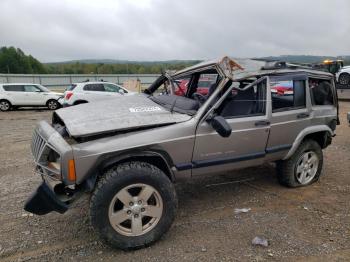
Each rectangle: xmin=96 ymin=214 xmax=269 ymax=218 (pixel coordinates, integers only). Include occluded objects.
xmin=192 ymin=78 xmax=270 ymax=176
xmin=2 ymin=85 xmax=25 ymax=105
xmin=82 ymin=83 xmax=107 ymax=101
xmin=266 ymin=74 xmax=309 ymax=159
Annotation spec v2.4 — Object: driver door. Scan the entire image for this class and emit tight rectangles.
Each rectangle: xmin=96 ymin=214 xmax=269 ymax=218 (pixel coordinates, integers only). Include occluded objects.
xmin=23 ymin=85 xmax=45 ymax=105
xmin=192 ymin=80 xmax=271 ymax=176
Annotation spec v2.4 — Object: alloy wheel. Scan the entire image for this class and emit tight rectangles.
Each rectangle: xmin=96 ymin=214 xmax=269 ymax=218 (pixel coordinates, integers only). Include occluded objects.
xmin=0 ymin=101 xmax=10 ymax=111
xmin=108 ymin=183 xmax=163 ymax=237
xmin=48 ymin=101 xmax=58 ymax=110
xmin=339 ymin=74 xmax=350 ymax=85
xmin=295 ymin=151 xmax=319 ymax=185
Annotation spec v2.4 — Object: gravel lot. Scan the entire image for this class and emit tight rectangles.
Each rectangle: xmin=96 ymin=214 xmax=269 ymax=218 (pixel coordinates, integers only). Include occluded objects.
xmin=0 ymin=102 xmax=350 ymax=262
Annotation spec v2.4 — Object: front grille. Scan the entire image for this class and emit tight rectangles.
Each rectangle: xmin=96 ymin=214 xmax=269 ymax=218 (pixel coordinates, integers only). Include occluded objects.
xmin=31 ymin=128 xmax=61 ymax=178
xmin=31 ymin=130 xmax=47 ymax=162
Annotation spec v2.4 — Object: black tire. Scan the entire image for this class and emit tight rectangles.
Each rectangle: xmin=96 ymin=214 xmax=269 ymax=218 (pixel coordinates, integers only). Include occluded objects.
xmin=276 ymin=139 xmax=323 ymax=188
xmin=339 ymin=73 xmax=350 ymax=85
xmin=90 ymin=162 xmax=177 ymax=250
xmin=46 ymin=99 xmax=60 ymax=110
xmin=0 ymin=100 xmax=12 ymax=111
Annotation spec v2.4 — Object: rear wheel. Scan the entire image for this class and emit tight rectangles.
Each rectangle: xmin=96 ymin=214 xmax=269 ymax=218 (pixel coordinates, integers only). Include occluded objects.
xmin=339 ymin=73 xmax=350 ymax=85
xmin=90 ymin=162 xmax=177 ymax=250
xmin=276 ymin=139 xmax=323 ymax=187
xmin=47 ymin=99 xmax=59 ymax=110
xmin=0 ymin=100 xmax=11 ymax=111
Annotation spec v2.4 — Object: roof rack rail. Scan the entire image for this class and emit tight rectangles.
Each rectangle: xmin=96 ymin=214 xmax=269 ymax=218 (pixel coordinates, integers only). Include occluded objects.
xmin=261 ymin=61 xmax=287 ymax=70
xmin=261 ymin=60 xmax=317 ymax=71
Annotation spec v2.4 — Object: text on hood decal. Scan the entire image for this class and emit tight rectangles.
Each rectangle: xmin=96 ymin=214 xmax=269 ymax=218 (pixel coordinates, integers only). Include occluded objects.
xmin=129 ymin=106 xmax=162 ymax=113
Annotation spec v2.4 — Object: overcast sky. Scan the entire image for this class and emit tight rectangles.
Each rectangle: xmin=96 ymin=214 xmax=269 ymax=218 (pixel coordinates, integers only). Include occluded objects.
xmin=0 ymin=0 xmax=349 ymax=62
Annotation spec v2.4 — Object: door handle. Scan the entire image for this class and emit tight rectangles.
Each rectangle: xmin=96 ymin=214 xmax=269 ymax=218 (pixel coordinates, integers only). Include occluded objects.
xmin=297 ymin=113 xmax=309 ymax=119
xmin=255 ymin=120 xmax=270 ymax=126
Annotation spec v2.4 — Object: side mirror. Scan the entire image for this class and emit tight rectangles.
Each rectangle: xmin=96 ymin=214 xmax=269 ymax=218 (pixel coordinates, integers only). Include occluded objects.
xmin=118 ymin=89 xmax=125 ymax=95
xmin=209 ymin=115 xmax=232 ymax=137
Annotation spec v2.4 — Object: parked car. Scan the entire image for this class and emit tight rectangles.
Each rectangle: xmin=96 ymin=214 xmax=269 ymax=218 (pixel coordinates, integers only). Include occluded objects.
xmin=270 ymin=80 xmax=294 ymax=95
xmin=336 ymin=65 xmax=350 ymax=85
xmin=0 ymin=83 xmax=62 ymax=111
xmin=24 ymin=57 xmax=338 ymax=250
xmin=62 ymin=81 xmax=133 ymax=107
xmin=174 ymin=76 xmax=217 ymax=96
xmin=334 ymin=64 xmax=350 ymax=99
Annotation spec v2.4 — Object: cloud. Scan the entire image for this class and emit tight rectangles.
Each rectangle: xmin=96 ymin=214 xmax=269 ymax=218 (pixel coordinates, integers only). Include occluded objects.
xmin=0 ymin=0 xmax=349 ymax=62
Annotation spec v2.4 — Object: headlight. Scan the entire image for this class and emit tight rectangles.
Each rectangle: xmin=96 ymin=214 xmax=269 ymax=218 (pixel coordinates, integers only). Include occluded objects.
xmin=48 ymin=161 xmax=61 ymax=172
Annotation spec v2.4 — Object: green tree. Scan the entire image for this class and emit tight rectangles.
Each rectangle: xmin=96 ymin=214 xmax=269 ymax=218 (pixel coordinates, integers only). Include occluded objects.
xmin=0 ymin=46 xmax=47 ymax=73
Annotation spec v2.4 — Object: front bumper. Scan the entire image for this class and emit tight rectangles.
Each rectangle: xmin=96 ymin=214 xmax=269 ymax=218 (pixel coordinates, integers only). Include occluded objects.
xmin=24 ymin=182 xmax=68 ymax=215
xmin=24 ymin=121 xmax=77 ymax=215
xmin=57 ymin=97 xmax=64 ymax=105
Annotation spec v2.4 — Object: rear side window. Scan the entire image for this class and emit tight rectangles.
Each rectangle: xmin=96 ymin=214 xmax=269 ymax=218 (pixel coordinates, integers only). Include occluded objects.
xmin=3 ymin=85 xmax=24 ymax=92
xmin=270 ymin=77 xmax=306 ymax=112
xmin=83 ymin=84 xmax=105 ymax=91
xmin=104 ymin=83 xmax=126 ymax=93
xmin=309 ymin=78 xmax=334 ymax=105
xmin=24 ymin=85 xmax=42 ymax=92
xmin=67 ymin=84 xmax=77 ymax=91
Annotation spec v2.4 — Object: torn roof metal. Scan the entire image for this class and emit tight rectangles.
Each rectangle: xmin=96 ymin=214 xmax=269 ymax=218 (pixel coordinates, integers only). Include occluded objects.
xmin=173 ymin=56 xmax=334 ymax=81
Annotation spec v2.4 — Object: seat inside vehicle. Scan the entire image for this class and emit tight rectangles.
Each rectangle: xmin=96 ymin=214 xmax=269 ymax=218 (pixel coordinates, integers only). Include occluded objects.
xmin=220 ymin=88 xmax=256 ymax=117
xmin=216 ymin=79 xmax=267 ymax=118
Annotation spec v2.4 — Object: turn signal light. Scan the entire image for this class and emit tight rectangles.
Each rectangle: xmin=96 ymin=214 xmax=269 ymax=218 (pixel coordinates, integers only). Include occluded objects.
xmin=68 ymin=159 xmax=76 ymax=182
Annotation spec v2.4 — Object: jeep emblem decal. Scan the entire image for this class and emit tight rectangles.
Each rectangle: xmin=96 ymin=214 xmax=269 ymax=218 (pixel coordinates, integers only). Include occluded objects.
xmin=129 ymin=106 xmax=162 ymax=113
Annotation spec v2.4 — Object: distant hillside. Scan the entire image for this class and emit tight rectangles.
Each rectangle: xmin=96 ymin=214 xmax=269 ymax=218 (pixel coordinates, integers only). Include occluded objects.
xmin=44 ymin=60 xmax=201 ymax=74
xmin=47 ymin=59 xmax=202 ymax=65
xmin=49 ymin=55 xmax=350 ymax=66
xmin=257 ymin=55 xmax=350 ymax=64
xmin=2 ymin=46 xmax=350 ymax=74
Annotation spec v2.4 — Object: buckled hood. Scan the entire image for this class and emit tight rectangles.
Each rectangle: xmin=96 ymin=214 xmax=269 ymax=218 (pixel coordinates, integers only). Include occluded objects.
xmin=54 ymin=94 xmax=191 ymax=138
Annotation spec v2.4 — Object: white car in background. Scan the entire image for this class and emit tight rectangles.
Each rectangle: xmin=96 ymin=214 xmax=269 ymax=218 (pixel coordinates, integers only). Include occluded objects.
xmin=0 ymin=83 xmax=63 ymax=111
xmin=335 ymin=66 xmax=350 ymax=99
xmin=62 ymin=81 xmax=134 ymax=107
xmin=336 ymin=65 xmax=350 ymax=85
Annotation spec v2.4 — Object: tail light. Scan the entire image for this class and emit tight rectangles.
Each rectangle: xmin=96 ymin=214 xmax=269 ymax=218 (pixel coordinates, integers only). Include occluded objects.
xmin=65 ymin=91 xmax=73 ymax=100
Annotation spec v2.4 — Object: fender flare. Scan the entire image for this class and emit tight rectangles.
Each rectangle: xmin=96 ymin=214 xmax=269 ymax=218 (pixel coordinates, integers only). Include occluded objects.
xmin=81 ymin=149 xmax=175 ymax=191
xmin=283 ymin=125 xmax=333 ymax=160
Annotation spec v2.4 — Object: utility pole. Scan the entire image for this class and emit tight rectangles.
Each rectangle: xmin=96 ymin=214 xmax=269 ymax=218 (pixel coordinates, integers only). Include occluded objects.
xmin=6 ymin=65 xmax=10 ymax=74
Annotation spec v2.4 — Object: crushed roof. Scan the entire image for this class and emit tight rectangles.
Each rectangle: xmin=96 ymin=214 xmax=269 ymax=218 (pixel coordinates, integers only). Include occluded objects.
xmin=173 ymin=56 xmax=333 ymax=80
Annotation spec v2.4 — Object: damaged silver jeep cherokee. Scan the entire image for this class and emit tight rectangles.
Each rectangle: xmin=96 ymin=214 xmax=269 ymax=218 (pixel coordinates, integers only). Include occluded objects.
xmin=24 ymin=57 xmax=339 ymax=250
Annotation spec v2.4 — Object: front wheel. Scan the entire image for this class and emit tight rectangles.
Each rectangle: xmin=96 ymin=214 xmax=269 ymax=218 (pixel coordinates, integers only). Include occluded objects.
xmin=47 ymin=99 xmax=60 ymax=110
xmin=90 ymin=162 xmax=177 ymax=250
xmin=276 ymin=139 xmax=323 ymax=187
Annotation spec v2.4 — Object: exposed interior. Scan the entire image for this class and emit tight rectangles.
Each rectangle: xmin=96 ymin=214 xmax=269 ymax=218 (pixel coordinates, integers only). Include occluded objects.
xmin=144 ymin=66 xmax=335 ymax=118
xmin=145 ymin=67 xmax=266 ymax=117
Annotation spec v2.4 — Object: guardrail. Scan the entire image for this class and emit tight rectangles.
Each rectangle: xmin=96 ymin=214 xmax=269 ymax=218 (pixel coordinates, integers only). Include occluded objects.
xmin=0 ymin=74 xmax=160 ymax=90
